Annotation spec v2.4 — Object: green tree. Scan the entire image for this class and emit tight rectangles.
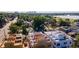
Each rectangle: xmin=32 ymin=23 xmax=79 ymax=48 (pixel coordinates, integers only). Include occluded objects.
xmin=9 ymin=24 xmax=18 ymax=34
xmin=64 ymin=18 xmax=70 ymax=26
xmin=51 ymin=18 xmax=57 ymax=26
xmin=72 ymin=34 xmax=79 ymax=48
xmin=22 ymin=25 xmax=28 ymax=35
xmin=18 ymin=13 xmax=30 ymax=21
xmin=16 ymin=19 xmax=23 ymax=26
xmin=33 ymin=16 xmax=46 ymax=32
xmin=0 ymin=14 xmax=6 ymax=28
xmin=58 ymin=18 xmax=70 ymax=26
xmin=76 ymin=34 xmax=79 ymax=41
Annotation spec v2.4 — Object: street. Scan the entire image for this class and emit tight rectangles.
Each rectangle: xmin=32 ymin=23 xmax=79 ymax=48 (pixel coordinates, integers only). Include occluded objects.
xmin=0 ymin=17 xmax=18 ymax=46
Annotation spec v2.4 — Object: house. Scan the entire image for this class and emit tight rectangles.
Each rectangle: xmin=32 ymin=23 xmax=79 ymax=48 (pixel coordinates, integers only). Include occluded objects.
xmin=13 ymin=34 xmax=23 ymax=48
xmin=28 ymin=32 xmax=51 ymax=48
xmin=45 ymin=30 xmax=73 ymax=48
xmin=11 ymin=34 xmax=23 ymax=47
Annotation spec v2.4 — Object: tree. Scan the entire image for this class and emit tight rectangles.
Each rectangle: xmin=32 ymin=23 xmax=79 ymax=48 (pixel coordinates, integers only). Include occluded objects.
xmin=51 ymin=18 xmax=57 ymax=27
xmin=72 ymin=34 xmax=79 ymax=48
xmin=18 ymin=13 xmax=30 ymax=21
xmin=15 ymin=19 xmax=23 ymax=26
xmin=9 ymin=24 xmax=18 ymax=34
xmin=33 ymin=16 xmax=46 ymax=32
xmin=0 ymin=14 xmax=6 ymax=28
xmin=58 ymin=18 xmax=70 ymax=26
xmin=76 ymin=34 xmax=79 ymax=41
xmin=22 ymin=25 xmax=28 ymax=35
xmin=64 ymin=18 xmax=70 ymax=26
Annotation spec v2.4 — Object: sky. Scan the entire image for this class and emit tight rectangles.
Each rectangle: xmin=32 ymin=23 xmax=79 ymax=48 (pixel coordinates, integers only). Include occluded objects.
xmin=0 ymin=0 xmax=79 ymax=12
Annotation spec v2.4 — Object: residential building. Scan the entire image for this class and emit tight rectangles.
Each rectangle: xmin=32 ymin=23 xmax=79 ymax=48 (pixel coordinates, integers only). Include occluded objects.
xmin=28 ymin=32 xmax=51 ymax=48
xmin=45 ymin=30 xmax=73 ymax=48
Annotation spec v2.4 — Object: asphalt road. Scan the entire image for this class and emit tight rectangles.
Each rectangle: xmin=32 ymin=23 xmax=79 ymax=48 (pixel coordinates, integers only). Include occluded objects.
xmin=0 ymin=17 xmax=18 ymax=45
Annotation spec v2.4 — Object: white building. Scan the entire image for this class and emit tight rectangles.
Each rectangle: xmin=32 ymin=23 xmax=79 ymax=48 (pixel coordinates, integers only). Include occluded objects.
xmin=45 ymin=30 xmax=73 ymax=48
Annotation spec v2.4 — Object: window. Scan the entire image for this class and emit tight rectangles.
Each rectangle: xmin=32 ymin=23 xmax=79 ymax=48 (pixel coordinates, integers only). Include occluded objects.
xmin=60 ymin=39 xmax=64 ymax=40
xmin=64 ymin=42 xmax=67 ymax=44
xmin=55 ymin=38 xmax=58 ymax=40
xmin=53 ymin=46 xmax=55 ymax=48
xmin=16 ymin=37 xmax=21 ymax=39
xmin=54 ymin=42 xmax=56 ymax=45
xmin=15 ymin=40 xmax=22 ymax=43
xmin=62 ymin=46 xmax=67 ymax=48
xmin=57 ymin=43 xmax=60 ymax=46
xmin=70 ymin=41 xmax=71 ymax=44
